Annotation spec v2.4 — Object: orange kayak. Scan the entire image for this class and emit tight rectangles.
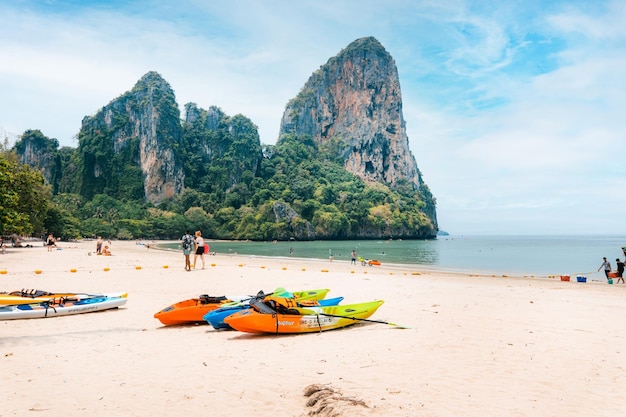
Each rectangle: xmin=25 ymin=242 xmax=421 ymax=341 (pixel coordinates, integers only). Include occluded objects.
xmin=224 ymin=300 xmax=384 ymax=334
xmin=154 ymin=288 xmax=331 ymax=326
xmin=154 ymin=295 xmax=233 ymax=325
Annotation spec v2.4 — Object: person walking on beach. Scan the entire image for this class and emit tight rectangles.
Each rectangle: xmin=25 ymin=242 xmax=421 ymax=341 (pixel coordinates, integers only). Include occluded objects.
xmin=616 ymin=258 xmax=625 ymax=284
xmin=181 ymin=230 xmax=195 ymax=271
xmin=193 ymin=230 xmax=205 ymax=269
xmin=351 ymin=250 xmax=357 ymax=265
xmin=46 ymin=234 xmax=56 ymax=252
xmin=598 ymin=257 xmax=612 ymax=279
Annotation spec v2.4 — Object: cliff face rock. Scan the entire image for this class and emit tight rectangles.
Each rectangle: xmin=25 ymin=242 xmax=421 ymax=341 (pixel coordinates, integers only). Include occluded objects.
xmin=279 ymin=37 xmax=423 ymax=190
xmin=78 ymin=72 xmax=184 ymax=203
xmin=272 ymin=201 xmax=315 ymax=240
xmin=13 ymin=129 xmax=58 ymax=185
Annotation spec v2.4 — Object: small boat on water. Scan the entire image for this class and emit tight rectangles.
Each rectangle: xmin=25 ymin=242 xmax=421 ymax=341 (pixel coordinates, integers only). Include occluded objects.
xmin=224 ymin=298 xmax=384 ymax=334
xmin=204 ymin=295 xmax=344 ymax=330
xmin=0 ymin=292 xmax=128 ymax=320
xmin=154 ymin=288 xmax=330 ymax=326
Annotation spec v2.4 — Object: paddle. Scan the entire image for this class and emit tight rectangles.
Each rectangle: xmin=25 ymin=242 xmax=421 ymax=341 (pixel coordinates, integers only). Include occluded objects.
xmin=317 ymin=312 xmax=410 ymax=329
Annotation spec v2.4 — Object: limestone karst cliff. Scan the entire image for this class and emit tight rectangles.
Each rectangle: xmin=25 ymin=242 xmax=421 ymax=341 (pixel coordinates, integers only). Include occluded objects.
xmin=280 ymin=37 xmax=424 ymax=190
xmin=10 ymin=37 xmax=437 ymax=240
xmin=76 ymin=71 xmax=185 ymax=203
xmin=13 ymin=129 xmax=59 ymax=188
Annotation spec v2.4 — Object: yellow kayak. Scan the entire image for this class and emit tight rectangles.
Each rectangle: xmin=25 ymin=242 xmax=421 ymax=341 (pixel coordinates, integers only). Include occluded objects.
xmin=0 ymin=289 xmax=106 ymax=305
xmin=224 ymin=299 xmax=385 ymax=334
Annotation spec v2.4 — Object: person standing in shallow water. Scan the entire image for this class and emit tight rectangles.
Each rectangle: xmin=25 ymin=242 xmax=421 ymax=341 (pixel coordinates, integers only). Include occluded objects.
xmin=181 ymin=230 xmax=194 ymax=271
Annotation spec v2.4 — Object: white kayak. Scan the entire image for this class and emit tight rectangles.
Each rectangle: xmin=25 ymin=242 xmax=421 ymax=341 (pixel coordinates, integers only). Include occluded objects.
xmin=0 ymin=289 xmax=108 ymax=305
xmin=0 ymin=292 xmax=128 ymax=320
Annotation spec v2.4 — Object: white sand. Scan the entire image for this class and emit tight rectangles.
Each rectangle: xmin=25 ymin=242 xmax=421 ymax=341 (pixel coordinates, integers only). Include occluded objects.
xmin=1 ymin=240 xmax=625 ymax=416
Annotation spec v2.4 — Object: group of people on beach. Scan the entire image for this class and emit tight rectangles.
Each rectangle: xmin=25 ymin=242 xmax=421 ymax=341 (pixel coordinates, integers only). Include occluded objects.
xmin=95 ymin=236 xmax=112 ymax=256
xmin=598 ymin=250 xmax=625 ymax=284
xmin=181 ymin=230 xmax=213 ymax=271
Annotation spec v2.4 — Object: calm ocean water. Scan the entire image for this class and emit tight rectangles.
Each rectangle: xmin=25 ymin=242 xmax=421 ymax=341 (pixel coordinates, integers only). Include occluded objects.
xmin=161 ymin=235 xmax=626 ymax=277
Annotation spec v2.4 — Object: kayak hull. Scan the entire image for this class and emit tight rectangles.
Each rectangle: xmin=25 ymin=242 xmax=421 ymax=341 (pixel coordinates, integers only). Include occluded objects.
xmin=224 ymin=300 xmax=384 ymax=334
xmin=154 ymin=288 xmax=330 ymax=326
xmin=0 ymin=292 xmax=128 ymax=320
xmin=205 ymin=296 xmax=344 ymax=330
xmin=153 ymin=295 xmax=239 ymax=326
xmin=0 ymin=290 xmax=107 ymax=305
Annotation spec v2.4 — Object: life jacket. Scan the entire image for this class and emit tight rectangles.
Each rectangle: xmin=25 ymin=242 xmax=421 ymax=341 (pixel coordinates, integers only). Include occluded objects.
xmin=263 ymin=295 xmax=300 ymax=315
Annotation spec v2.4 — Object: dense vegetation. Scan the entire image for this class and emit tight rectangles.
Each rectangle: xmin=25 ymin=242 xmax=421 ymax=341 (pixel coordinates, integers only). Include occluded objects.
xmin=3 ymin=122 xmax=436 ymax=241
xmin=0 ymin=141 xmax=51 ymax=237
xmin=5 ymin=70 xmax=436 ymax=241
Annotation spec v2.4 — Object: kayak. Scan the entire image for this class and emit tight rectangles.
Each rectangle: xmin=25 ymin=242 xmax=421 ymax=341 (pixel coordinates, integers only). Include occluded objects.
xmin=0 ymin=292 xmax=128 ymax=320
xmin=154 ymin=288 xmax=330 ymax=326
xmin=0 ymin=289 xmax=111 ymax=305
xmin=154 ymin=294 xmax=240 ymax=326
xmin=204 ymin=296 xmax=344 ymax=330
xmin=224 ymin=299 xmax=384 ymax=334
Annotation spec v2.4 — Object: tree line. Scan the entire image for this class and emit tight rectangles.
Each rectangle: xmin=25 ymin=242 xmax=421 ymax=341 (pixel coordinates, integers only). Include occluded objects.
xmin=1 ymin=128 xmax=437 ymax=242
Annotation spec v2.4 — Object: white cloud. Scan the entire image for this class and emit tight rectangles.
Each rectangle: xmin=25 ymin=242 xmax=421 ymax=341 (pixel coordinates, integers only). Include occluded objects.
xmin=1 ymin=0 xmax=625 ymax=235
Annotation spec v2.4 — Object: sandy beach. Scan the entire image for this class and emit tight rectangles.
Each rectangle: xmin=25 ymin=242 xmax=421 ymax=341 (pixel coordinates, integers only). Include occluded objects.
xmin=1 ymin=239 xmax=625 ymax=416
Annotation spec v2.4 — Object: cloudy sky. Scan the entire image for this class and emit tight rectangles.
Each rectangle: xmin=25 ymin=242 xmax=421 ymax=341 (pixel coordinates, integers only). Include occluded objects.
xmin=1 ymin=0 xmax=625 ymax=235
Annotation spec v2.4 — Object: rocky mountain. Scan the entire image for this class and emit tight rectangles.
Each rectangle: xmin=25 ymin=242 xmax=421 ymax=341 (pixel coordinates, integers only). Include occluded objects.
xmin=13 ymin=129 xmax=60 ymax=188
xmin=279 ymin=37 xmax=424 ymax=191
xmin=76 ymin=71 xmax=185 ymax=203
xmin=11 ymin=37 xmax=438 ymax=240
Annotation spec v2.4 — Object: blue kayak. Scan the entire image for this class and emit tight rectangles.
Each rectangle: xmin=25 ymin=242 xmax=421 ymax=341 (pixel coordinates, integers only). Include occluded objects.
xmin=204 ymin=296 xmax=344 ymax=330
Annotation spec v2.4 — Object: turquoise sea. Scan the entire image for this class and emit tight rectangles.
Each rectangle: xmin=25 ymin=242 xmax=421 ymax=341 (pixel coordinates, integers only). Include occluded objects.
xmin=161 ymin=235 xmax=626 ymax=277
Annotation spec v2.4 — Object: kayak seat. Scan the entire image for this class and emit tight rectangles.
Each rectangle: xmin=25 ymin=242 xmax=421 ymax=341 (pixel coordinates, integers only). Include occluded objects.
xmin=198 ymin=295 xmax=228 ymax=304
xmin=250 ymin=298 xmax=277 ymax=314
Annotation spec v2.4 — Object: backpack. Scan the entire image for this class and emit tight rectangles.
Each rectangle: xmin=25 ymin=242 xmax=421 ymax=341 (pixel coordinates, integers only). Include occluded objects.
xmin=182 ymin=235 xmax=193 ymax=250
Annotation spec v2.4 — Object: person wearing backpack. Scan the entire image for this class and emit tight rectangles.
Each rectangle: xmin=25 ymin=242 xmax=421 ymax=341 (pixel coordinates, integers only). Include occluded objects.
xmin=181 ymin=230 xmax=195 ymax=271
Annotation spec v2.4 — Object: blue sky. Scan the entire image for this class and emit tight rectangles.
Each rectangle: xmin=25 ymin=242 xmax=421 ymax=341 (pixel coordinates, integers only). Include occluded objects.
xmin=1 ymin=1 xmax=625 ymax=235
